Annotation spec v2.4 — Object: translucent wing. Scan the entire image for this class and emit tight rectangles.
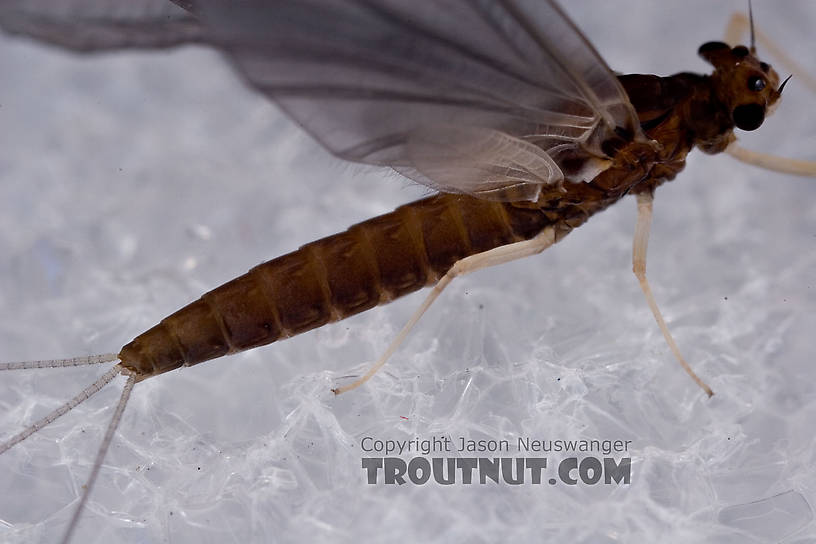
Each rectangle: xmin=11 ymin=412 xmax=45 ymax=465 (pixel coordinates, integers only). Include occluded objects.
xmin=0 ymin=1 xmax=203 ymax=51
xmin=1 ymin=0 xmax=647 ymax=202
xmin=195 ymin=0 xmax=647 ymax=201
xmin=398 ymin=125 xmax=563 ymax=201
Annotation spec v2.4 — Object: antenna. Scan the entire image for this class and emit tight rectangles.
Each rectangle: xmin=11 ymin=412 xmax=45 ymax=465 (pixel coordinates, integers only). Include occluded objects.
xmin=748 ymin=0 xmax=756 ymax=54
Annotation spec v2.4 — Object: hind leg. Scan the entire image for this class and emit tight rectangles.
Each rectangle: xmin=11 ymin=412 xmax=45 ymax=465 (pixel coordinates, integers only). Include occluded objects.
xmin=332 ymin=226 xmax=557 ymax=395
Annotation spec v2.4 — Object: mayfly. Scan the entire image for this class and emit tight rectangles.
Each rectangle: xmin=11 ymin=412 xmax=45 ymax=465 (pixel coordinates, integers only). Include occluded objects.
xmin=1 ymin=1 xmax=815 ymax=542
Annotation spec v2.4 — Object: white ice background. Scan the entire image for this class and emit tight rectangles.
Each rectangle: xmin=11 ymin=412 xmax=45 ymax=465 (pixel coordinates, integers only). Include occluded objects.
xmin=1 ymin=1 xmax=816 ymax=543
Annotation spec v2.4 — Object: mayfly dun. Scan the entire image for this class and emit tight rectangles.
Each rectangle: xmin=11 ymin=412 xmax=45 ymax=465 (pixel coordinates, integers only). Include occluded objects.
xmin=1 ymin=1 xmax=815 ymax=543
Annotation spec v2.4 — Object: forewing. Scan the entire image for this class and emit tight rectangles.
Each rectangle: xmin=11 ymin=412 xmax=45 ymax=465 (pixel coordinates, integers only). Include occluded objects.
xmin=197 ymin=0 xmax=644 ymax=200
xmin=1 ymin=0 xmax=645 ymax=201
xmin=0 ymin=0 xmax=203 ymax=51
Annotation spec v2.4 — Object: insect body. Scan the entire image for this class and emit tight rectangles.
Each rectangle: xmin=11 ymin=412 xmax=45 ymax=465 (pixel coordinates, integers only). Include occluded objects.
xmin=118 ymin=29 xmax=786 ymax=392
xmin=1 ymin=1 xmax=815 ymax=543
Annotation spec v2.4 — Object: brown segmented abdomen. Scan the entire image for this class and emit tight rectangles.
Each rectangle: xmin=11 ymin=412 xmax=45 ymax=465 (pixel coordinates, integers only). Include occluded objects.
xmin=117 ymin=193 xmax=561 ymax=379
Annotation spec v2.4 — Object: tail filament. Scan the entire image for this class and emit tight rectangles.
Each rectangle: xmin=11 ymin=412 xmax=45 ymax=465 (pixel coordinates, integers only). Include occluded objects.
xmin=60 ymin=374 xmax=136 ymax=544
xmin=0 ymin=364 xmax=122 ymax=455
xmin=0 ymin=353 xmax=119 ymax=371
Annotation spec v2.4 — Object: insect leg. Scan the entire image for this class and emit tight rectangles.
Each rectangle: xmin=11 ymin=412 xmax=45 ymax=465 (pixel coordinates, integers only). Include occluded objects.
xmin=332 ymin=226 xmax=557 ymax=395
xmin=633 ymin=192 xmax=714 ymax=397
xmin=726 ymin=144 xmax=816 ymax=177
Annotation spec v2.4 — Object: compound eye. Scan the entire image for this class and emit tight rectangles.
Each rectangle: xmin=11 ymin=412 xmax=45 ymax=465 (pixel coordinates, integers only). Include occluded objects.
xmin=747 ymin=75 xmax=766 ymax=92
xmin=698 ymin=41 xmax=730 ymax=64
xmin=731 ymin=45 xmax=749 ymax=57
xmin=699 ymin=41 xmax=729 ymax=55
xmin=733 ymin=103 xmax=765 ymax=131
